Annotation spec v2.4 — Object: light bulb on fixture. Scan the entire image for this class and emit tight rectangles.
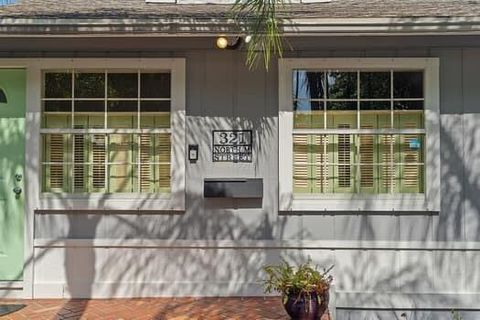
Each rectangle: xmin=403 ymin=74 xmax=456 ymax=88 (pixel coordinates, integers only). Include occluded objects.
xmin=216 ymin=36 xmax=229 ymax=49
xmin=215 ymin=36 xmax=243 ymax=50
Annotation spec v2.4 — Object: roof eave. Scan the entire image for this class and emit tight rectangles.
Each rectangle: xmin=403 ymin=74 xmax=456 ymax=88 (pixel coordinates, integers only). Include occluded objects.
xmin=1 ymin=16 xmax=480 ymax=36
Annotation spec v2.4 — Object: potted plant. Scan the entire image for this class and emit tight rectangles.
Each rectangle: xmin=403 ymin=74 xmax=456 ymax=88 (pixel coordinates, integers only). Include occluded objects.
xmin=263 ymin=259 xmax=333 ymax=320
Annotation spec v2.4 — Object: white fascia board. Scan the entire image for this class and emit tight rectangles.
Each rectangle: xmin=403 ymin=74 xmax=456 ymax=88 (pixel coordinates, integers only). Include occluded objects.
xmin=1 ymin=17 xmax=480 ymax=36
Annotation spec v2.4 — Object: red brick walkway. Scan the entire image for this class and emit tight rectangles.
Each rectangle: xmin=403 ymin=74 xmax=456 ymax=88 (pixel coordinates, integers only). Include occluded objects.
xmin=0 ymin=298 xmax=332 ymax=320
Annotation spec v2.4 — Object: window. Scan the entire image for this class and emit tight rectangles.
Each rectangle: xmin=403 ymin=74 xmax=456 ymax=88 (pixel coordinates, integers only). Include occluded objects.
xmin=279 ymin=58 xmax=440 ymax=211
xmin=292 ymin=70 xmax=424 ymax=194
xmin=41 ymin=69 xmax=174 ymax=194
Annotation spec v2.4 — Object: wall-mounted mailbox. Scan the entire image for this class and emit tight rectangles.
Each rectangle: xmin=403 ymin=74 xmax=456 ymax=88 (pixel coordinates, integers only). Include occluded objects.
xmin=204 ymin=178 xmax=263 ymax=198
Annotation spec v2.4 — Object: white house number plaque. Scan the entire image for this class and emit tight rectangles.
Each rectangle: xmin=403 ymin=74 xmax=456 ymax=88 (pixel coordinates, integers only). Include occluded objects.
xmin=212 ymin=130 xmax=253 ymax=163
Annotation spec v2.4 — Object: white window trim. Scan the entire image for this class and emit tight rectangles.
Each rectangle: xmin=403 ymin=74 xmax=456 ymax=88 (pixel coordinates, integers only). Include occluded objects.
xmin=279 ymin=58 xmax=440 ymax=212
xmin=18 ymin=58 xmax=184 ymax=211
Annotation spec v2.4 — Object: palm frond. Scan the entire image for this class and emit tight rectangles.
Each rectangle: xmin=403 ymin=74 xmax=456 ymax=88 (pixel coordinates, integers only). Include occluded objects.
xmin=232 ymin=0 xmax=285 ymax=70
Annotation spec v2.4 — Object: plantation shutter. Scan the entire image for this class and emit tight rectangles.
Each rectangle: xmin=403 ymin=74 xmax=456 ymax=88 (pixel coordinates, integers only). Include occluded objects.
xmin=156 ymin=133 xmax=171 ymax=193
xmin=92 ymin=134 xmax=106 ymax=192
xmin=44 ymin=134 xmax=70 ymax=192
xmin=140 ymin=134 xmax=152 ymax=193
xmin=311 ymin=134 xmax=328 ymax=193
xmin=335 ymin=122 xmax=356 ymax=193
xmin=73 ymin=134 xmax=86 ymax=192
xmin=293 ymin=134 xmax=310 ymax=193
xmin=109 ymin=134 xmax=135 ymax=192
xmin=397 ymin=115 xmax=424 ymax=193
xmin=359 ymin=114 xmax=375 ymax=192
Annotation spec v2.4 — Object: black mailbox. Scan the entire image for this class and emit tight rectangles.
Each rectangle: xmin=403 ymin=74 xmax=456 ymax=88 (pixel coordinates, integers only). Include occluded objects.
xmin=204 ymin=178 xmax=263 ymax=198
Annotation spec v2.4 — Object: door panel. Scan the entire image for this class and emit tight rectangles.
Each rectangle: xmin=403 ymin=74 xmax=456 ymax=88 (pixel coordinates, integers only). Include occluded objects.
xmin=0 ymin=69 xmax=26 ymax=281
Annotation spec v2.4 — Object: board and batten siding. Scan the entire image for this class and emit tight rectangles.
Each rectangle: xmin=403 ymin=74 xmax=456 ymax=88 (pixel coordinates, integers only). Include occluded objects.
xmin=0 ymin=36 xmax=478 ymax=317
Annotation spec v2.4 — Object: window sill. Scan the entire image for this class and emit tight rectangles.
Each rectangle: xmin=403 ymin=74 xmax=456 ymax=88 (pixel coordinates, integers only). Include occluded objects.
xmin=38 ymin=193 xmax=185 ymax=211
xmin=286 ymin=194 xmax=437 ymax=212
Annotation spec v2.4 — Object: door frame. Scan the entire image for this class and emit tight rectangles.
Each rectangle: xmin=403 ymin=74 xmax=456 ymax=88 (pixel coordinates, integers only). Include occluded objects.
xmin=0 ymin=59 xmax=38 ymax=298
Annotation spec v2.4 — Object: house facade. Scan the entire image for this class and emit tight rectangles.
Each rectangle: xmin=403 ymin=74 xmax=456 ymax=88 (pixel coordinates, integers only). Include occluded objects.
xmin=1 ymin=0 xmax=480 ymax=318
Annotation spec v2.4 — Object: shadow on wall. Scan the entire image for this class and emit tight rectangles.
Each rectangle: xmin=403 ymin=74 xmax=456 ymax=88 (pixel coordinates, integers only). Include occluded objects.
xmin=27 ymin=119 xmax=465 ymax=319
xmin=3 ymin=51 xmax=480 ymax=320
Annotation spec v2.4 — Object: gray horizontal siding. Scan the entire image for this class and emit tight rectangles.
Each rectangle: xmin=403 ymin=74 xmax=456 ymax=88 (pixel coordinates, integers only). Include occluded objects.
xmin=31 ymin=39 xmax=479 ymax=245
xmin=17 ymin=35 xmax=480 ymax=308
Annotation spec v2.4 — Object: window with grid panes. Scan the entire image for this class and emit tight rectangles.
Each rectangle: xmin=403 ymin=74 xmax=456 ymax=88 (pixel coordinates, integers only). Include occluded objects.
xmin=41 ymin=70 xmax=171 ymax=193
xmin=292 ymin=70 xmax=425 ymax=194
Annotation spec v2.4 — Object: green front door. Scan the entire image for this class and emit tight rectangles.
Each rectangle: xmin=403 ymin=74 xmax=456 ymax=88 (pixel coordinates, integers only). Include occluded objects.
xmin=0 ymin=69 xmax=26 ymax=281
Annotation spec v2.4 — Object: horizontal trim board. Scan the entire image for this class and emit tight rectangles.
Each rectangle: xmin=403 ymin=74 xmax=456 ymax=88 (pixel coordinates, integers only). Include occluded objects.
xmin=2 ymin=17 xmax=480 ymax=36
xmin=30 ymin=282 xmax=480 ymax=309
xmin=33 ymin=282 xmax=264 ymax=299
xmin=0 ymin=281 xmax=23 ymax=290
xmin=336 ymin=292 xmax=480 ymax=310
xmin=33 ymin=239 xmax=480 ymax=251
xmin=35 ymin=209 xmax=184 ymax=215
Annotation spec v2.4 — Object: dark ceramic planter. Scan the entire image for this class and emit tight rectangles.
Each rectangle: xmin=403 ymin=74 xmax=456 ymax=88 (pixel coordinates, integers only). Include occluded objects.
xmin=283 ymin=291 xmax=329 ymax=320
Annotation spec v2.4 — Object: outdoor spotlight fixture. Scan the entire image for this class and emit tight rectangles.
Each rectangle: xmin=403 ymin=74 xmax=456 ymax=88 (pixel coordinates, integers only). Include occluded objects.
xmin=215 ymin=36 xmax=243 ymax=50
xmin=0 ymin=89 xmax=7 ymax=103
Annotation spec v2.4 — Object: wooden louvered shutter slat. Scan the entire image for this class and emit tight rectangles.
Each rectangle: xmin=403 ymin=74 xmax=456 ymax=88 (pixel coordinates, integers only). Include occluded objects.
xmin=312 ymin=134 xmax=328 ymax=193
xmin=293 ymin=134 xmax=310 ymax=193
xmin=380 ymin=134 xmax=394 ymax=193
xmin=156 ymin=133 xmax=171 ymax=193
xmin=398 ymin=118 xmax=424 ymax=193
xmin=73 ymin=134 xmax=85 ymax=192
xmin=92 ymin=134 xmax=106 ymax=191
xmin=359 ymin=124 xmax=374 ymax=190
xmin=336 ymin=124 xmax=352 ymax=191
xmin=109 ymin=134 xmax=133 ymax=193
xmin=140 ymin=134 xmax=152 ymax=193
xmin=49 ymin=134 xmax=66 ymax=191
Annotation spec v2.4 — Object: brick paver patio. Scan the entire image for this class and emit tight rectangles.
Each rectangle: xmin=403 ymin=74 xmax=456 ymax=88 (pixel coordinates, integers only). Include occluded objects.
xmin=0 ymin=298 xmax=332 ymax=320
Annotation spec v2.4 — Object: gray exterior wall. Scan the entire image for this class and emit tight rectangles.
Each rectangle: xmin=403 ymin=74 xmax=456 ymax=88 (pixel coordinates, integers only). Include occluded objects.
xmin=3 ymin=35 xmax=479 ymax=317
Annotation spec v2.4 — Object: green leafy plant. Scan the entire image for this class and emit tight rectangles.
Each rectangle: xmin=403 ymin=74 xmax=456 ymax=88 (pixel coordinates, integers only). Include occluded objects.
xmin=451 ymin=310 xmax=463 ymax=320
xmin=263 ymin=259 xmax=333 ymax=300
xmin=231 ymin=0 xmax=286 ymax=70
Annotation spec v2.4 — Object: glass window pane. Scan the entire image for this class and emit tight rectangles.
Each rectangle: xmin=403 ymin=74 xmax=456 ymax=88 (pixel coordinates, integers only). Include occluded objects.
xmin=293 ymin=70 xmax=325 ymax=100
xmin=108 ymin=164 xmax=137 ymax=193
xmin=394 ymin=71 xmax=423 ymax=98
xmin=91 ymin=134 xmax=106 ymax=192
xmin=42 ymin=101 xmax=72 ymax=128
xmin=74 ymin=100 xmax=105 ymax=129
xmin=108 ymin=73 xmax=138 ymax=98
xmin=73 ymin=134 xmax=87 ymax=193
xmin=75 ymin=73 xmax=105 ymax=98
xmin=395 ymin=164 xmax=425 ymax=194
xmin=329 ymin=165 xmax=356 ymax=193
xmin=294 ymin=101 xmax=324 ymax=129
xmin=108 ymin=134 xmax=136 ymax=163
xmin=360 ymin=101 xmax=391 ymax=129
xmin=140 ymin=101 xmax=170 ymax=129
xmin=327 ymin=102 xmax=357 ymax=129
xmin=394 ymin=100 xmax=424 ymax=111
xmin=394 ymin=134 xmax=424 ymax=193
xmin=360 ymin=101 xmax=390 ymax=111
xmin=42 ymin=134 xmax=71 ymax=193
xmin=141 ymin=73 xmax=170 ymax=98
xmin=360 ymin=72 xmax=390 ymax=99
xmin=139 ymin=133 xmax=171 ymax=193
xmin=140 ymin=100 xmax=170 ymax=112
xmin=44 ymin=72 xmax=72 ymax=98
xmin=394 ymin=101 xmax=424 ymax=129
xmin=107 ymin=134 xmax=137 ymax=192
xmin=107 ymin=101 xmax=138 ymax=129
xmin=44 ymin=100 xmax=72 ymax=112
xmin=327 ymin=72 xmax=357 ymax=99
